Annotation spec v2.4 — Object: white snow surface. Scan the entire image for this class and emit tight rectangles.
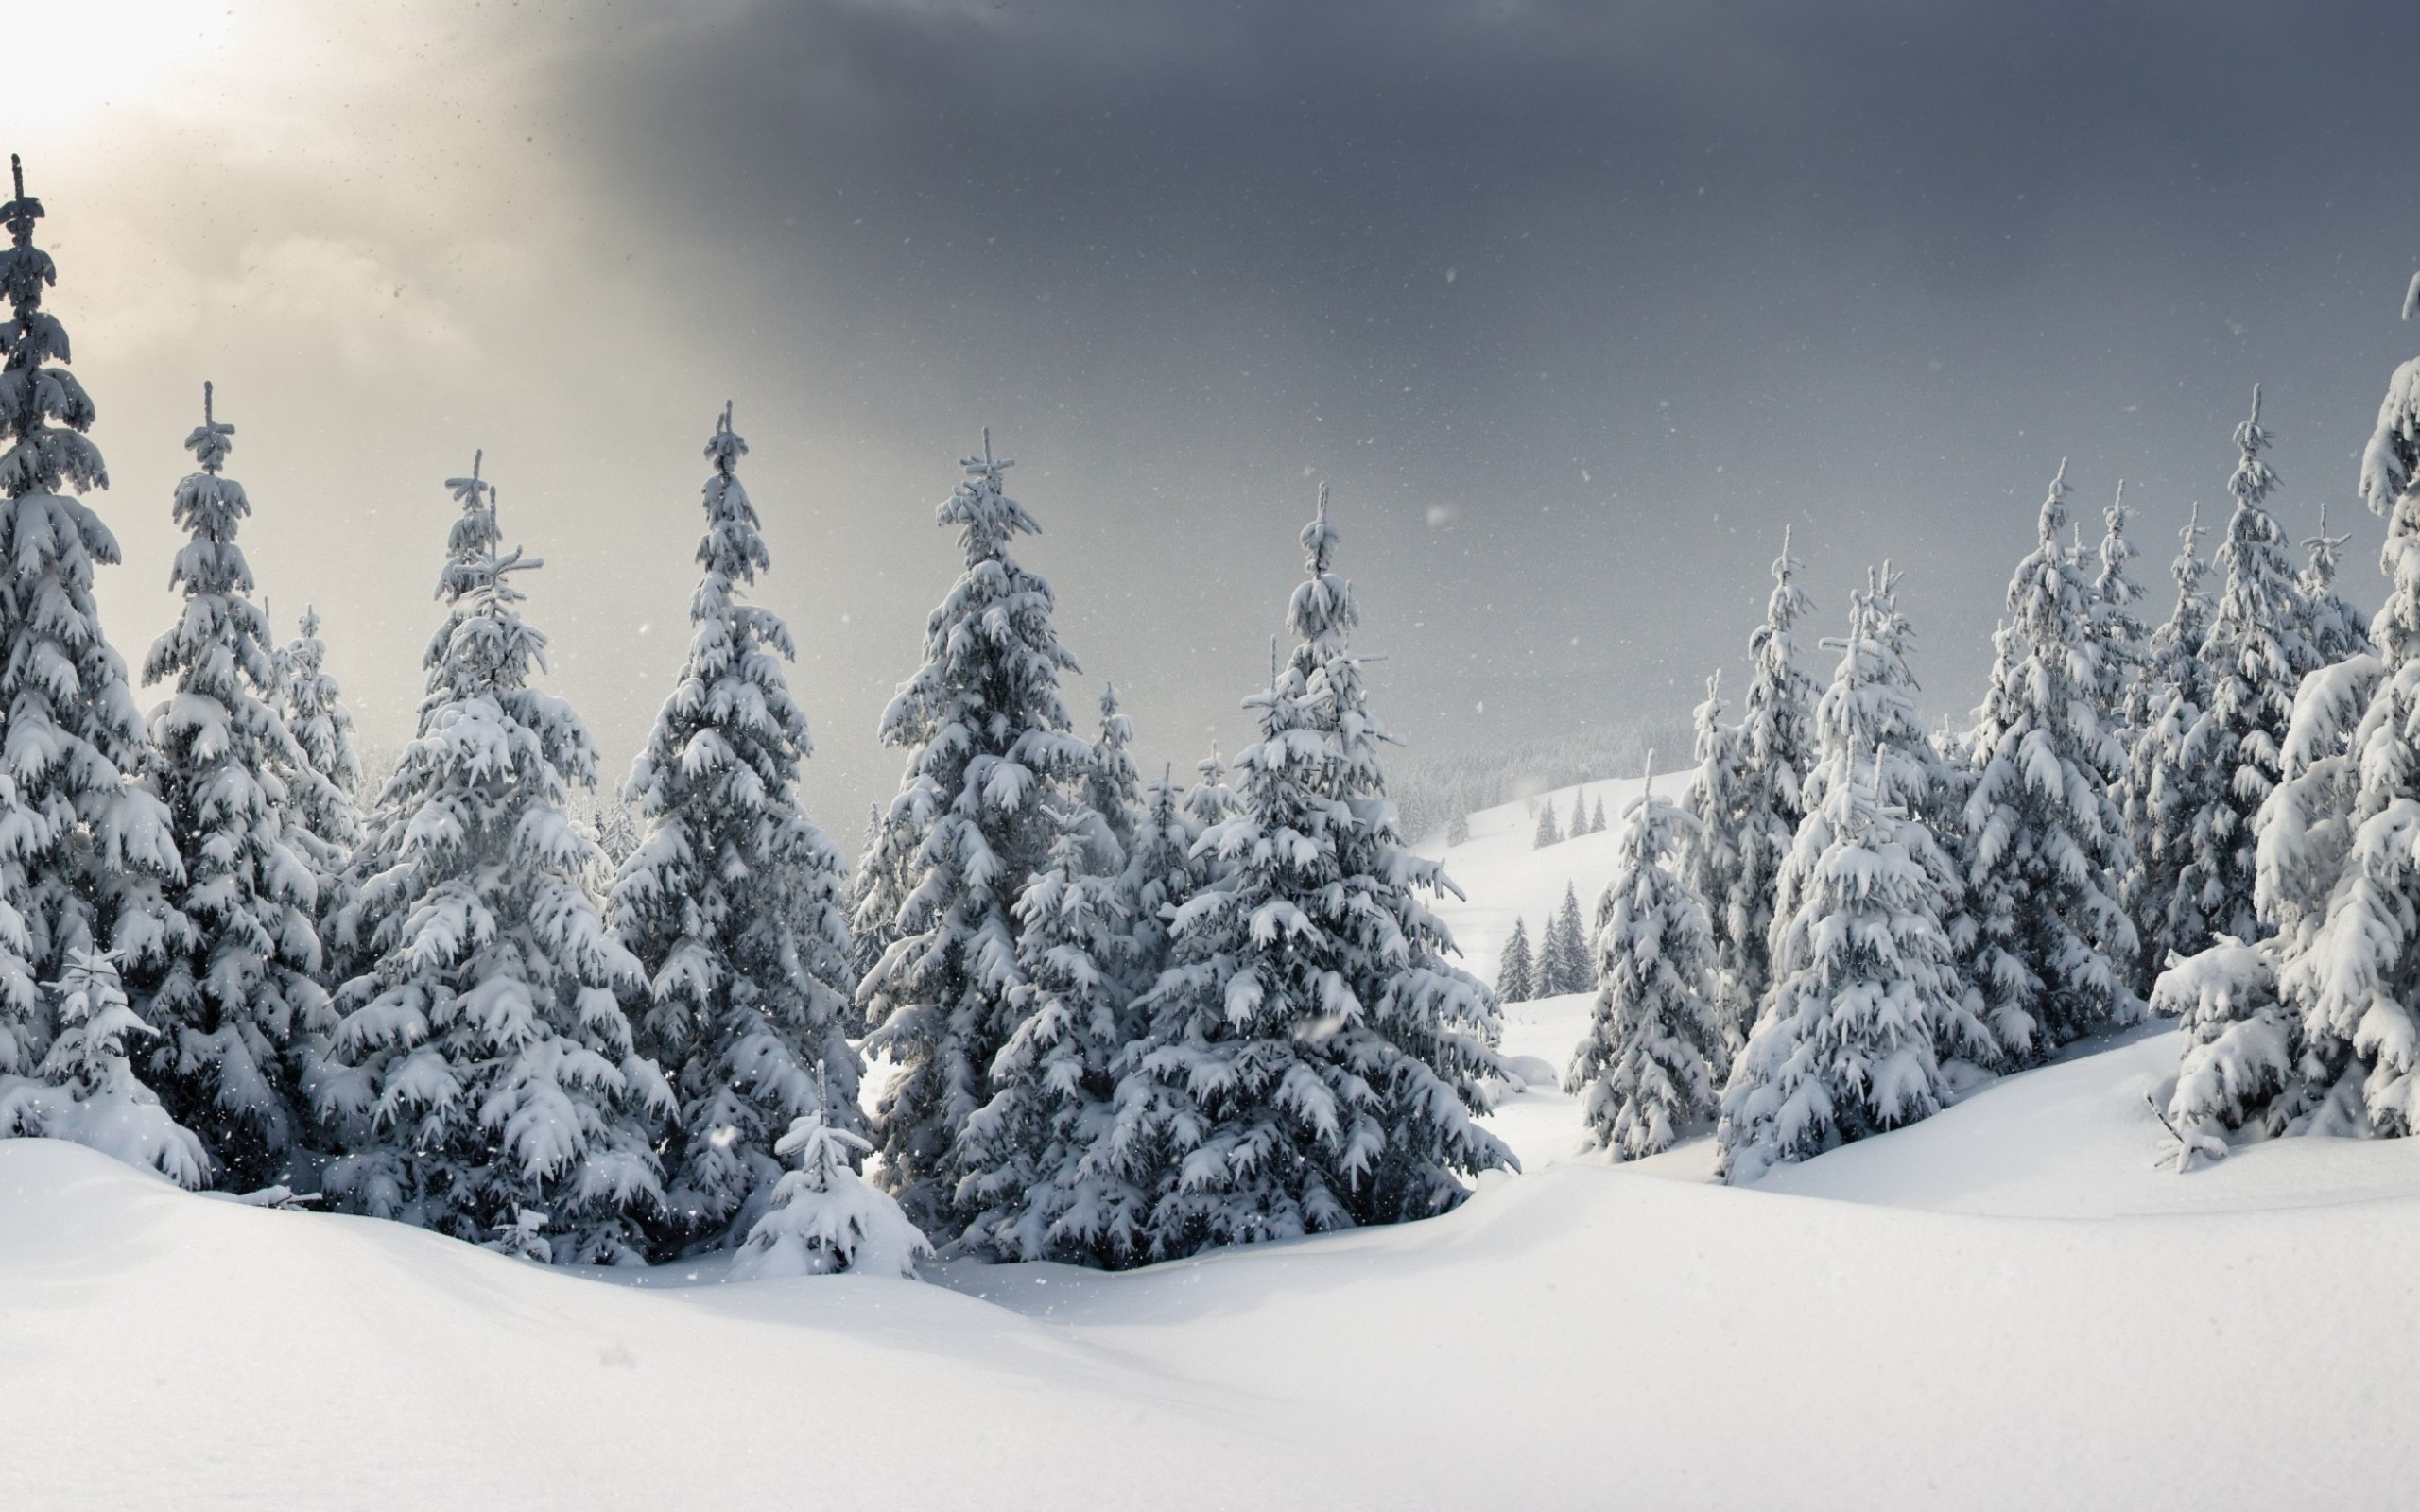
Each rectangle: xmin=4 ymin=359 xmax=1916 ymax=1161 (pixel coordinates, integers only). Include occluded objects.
xmin=7 ymin=776 xmax=2420 ymax=1508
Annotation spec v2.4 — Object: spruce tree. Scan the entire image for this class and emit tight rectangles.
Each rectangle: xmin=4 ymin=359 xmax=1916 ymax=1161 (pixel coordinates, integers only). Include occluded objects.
xmin=1564 ymin=775 xmax=1726 ymax=1160
xmin=1532 ymin=798 xmax=1562 ymax=849
xmin=0 ymin=157 xmax=182 ymax=1111
xmin=1445 ymin=809 xmax=1471 ymax=846
xmin=2093 ymin=481 xmax=2150 ymax=752
xmin=318 ymin=456 xmax=669 ymax=1262
xmin=1961 ymin=460 xmax=2139 ymax=1063
xmin=1781 ymin=570 xmax=1992 ymax=1069
xmin=2122 ymin=505 xmax=2222 ymax=992
xmin=138 ymin=383 xmax=333 ymax=1190
xmin=1101 ymin=488 xmax=1512 ymax=1261
xmin=1724 ymin=528 xmax=1818 ymax=1040
xmin=607 ymin=405 xmax=859 ymax=1256
xmin=275 ymin=606 xmax=365 ymax=893
xmin=1083 ymin=684 xmax=1141 ymax=869
xmin=2298 ymin=504 xmax=2374 ymax=669
xmin=729 ymin=1097 xmax=933 ymax=1280
xmin=856 ymin=434 xmax=1088 ymax=1236
xmin=1719 ymin=747 xmax=1965 ymax=1182
xmin=1567 ymin=791 xmax=1589 ymax=841
xmin=1540 ymin=883 xmax=1591 ymax=995
xmin=1590 ymin=795 xmax=1608 ymax=833
xmin=0 ymin=948 xmax=207 ymax=1187
xmin=1495 ymin=918 xmax=1535 ymax=1004
xmin=2189 ymin=387 xmax=2323 ymax=949
xmin=1678 ymin=671 xmax=1754 ymax=1043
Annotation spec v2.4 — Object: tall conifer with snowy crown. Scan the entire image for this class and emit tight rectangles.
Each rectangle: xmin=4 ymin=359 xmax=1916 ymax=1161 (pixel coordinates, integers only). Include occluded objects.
xmin=1084 ymin=684 xmax=1140 ymax=869
xmin=1540 ymin=882 xmax=1591 ymax=996
xmin=1495 ymin=918 xmax=1535 ymax=1004
xmin=1564 ymin=768 xmax=1725 ymax=1160
xmin=1678 ymin=671 xmax=1752 ymax=1041
xmin=1099 ymin=488 xmax=1512 ymax=1262
xmin=138 ymin=383 xmax=333 ymax=1190
xmin=275 ymin=605 xmax=363 ymax=885
xmin=1719 ymin=744 xmax=1964 ymax=1182
xmin=0 ymin=156 xmax=182 ymax=1104
xmin=318 ymin=455 xmax=669 ymax=1262
xmin=2297 ymin=505 xmax=2374 ymax=669
xmin=2093 ymin=481 xmax=2150 ymax=751
xmin=2184 ymin=387 xmax=2323 ymax=950
xmin=1960 ymin=460 xmax=2138 ymax=1063
xmin=2122 ymin=505 xmax=2222 ymax=991
xmin=608 ymin=405 xmax=858 ymax=1255
xmin=1719 ymin=529 xmax=1817 ymax=1043
xmin=856 ymin=434 xmax=1089 ymax=1236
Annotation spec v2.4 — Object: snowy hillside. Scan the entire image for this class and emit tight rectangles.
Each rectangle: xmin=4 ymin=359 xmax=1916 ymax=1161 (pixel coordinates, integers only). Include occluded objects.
xmin=9 ymin=783 xmax=2420 ymax=1509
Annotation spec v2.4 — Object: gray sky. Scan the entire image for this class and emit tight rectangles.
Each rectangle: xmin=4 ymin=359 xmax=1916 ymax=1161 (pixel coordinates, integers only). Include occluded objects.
xmin=26 ymin=0 xmax=2420 ymax=824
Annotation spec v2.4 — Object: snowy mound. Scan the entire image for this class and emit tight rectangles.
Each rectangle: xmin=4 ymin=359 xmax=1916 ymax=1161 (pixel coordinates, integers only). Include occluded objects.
xmin=12 ymin=1013 xmax=2420 ymax=1508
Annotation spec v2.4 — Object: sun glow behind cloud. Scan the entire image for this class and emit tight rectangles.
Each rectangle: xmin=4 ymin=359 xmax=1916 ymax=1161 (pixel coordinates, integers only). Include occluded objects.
xmin=17 ymin=2 xmax=235 ymax=129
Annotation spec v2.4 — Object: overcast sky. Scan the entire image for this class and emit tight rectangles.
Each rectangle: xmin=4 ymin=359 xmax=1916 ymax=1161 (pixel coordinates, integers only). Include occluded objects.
xmin=24 ymin=0 xmax=2420 ymax=823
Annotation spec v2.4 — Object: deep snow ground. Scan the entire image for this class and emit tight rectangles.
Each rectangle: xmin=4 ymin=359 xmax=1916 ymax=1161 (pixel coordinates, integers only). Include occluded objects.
xmin=7 ymin=779 xmax=2420 ymax=1509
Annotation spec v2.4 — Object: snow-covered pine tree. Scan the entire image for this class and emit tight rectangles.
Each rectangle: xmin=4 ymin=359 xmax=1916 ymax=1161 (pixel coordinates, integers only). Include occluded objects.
xmin=2160 ymin=301 xmax=2420 ymax=1143
xmin=1540 ymin=882 xmax=1591 ymax=995
xmin=728 ymin=1092 xmax=932 ymax=1280
xmin=318 ymin=456 xmax=669 ymax=1263
xmin=1532 ymin=798 xmax=1562 ymax=849
xmin=950 ymin=799 xmax=1131 ymax=1263
xmin=1101 ymin=488 xmax=1512 ymax=1261
xmin=1780 ymin=569 xmax=1992 ymax=1070
xmin=1445 ymin=809 xmax=1471 ymax=846
xmin=607 ymin=404 xmax=859 ymax=1257
xmin=0 ymin=947 xmax=206 ymax=1187
xmin=1083 ymin=683 xmax=1140 ymax=870
xmin=1495 ymin=918 xmax=1536 ymax=1004
xmin=1718 ymin=745 xmax=1965 ymax=1183
xmin=1186 ymin=744 xmax=1236 ymax=831
xmin=138 ymin=383 xmax=333 ymax=1190
xmin=1564 ymin=770 xmax=1725 ymax=1160
xmin=1678 ymin=671 xmax=1754 ymax=1043
xmin=1590 ymin=795 xmax=1607 ymax=833
xmin=856 ymin=434 xmax=1089 ymax=1237
xmin=2184 ymin=387 xmax=2324 ymax=952
xmin=275 ymin=606 xmax=364 ymax=891
xmin=1567 ymin=791 xmax=1589 ymax=841
xmin=2121 ymin=505 xmax=2222 ymax=992
xmin=2093 ymin=481 xmax=2150 ymax=752
xmin=1960 ymin=460 xmax=2139 ymax=1063
xmin=2298 ymin=504 xmax=2374 ymax=669
xmin=0 ymin=157 xmax=182 ymax=1107
xmin=1722 ymin=528 xmax=1818 ymax=1042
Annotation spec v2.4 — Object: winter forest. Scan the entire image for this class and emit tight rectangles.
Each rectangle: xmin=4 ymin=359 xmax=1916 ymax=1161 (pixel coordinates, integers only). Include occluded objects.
xmin=16 ymin=4 xmax=2420 ymax=1504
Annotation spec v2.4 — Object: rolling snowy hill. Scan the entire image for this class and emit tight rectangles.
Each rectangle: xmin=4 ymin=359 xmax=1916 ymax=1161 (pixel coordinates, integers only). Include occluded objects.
xmin=6 ymin=776 xmax=2419 ymax=1509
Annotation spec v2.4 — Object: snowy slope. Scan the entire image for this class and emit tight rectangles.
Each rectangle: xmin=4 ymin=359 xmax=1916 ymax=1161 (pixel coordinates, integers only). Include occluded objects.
xmin=9 ymin=773 xmax=2420 ymax=1508
xmin=1416 ymin=774 xmax=1650 ymax=987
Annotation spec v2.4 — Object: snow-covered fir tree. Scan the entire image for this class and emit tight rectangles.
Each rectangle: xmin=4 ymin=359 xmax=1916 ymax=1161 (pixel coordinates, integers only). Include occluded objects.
xmin=607 ymin=405 xmax=858 ymax=1256
xmin=1539 ymin=883 xmax=1591 ymax=996
xmin=0 ymin=948 xmax=207 ymax=1188
xmin=1720 ymin=529 xmax=1818 ymax=1043
xmin=1566 ymin=791 xmax=1589 ymax=841
xmin=1564 ymin=773 xmax=1725 ymax=1160
xmin=1960 ymin=460 xmax=2139 ymax=1063
xmin=1495 ymin=918 xmax=1535 ymax=1004
xmin=1678 ymin=671 xmax=1754 ymax=1042
xmin=1445 ymin=809 xmax=1471 ymax=846
xmin=2093 ymin=481 xmax=2150 ymax=751
xmin=1532 ymin=799 xmax=1562 ymax=849
xmin=2121 ymin=504 xmax=2222 ymax=992
xmin=1780 ymin=569 xmax=1992 ymax=1070
xmin=1186 ymin=745 xmax=1237 ymax=831
xmin=2297 ymin=504 xmax=2374 ymax=669
xmin=0 ymin=157 xmax=182 ymax=1120
xmin=2159 ymin=307 xmax=2420 ymax=1147
xmin=274 ymin=605 xmax=364 ymax=893
xmin=1083 ymin=683 xmax=1140 ymax=869
xmin=1099 ymin=488 xmax=1512 ymax=1262
xmin=729 ymin=1095 xmax=932 ymax=1280
xmin=1589 ymin=795 xmax=1607 ymax=833
xmin=318 ymin=456 xmax=669 ymax=1262
xmin=856 ymin=435 xmax=1089 ymax=1237
xmin=138 ymin=383 xmax=333 ymax=1190
xmin=1719 ymin=745 xmax=1966 ymax=1183
xmin=2184 ymin=387 xmax=2322 ymax=951
xmin=950 ymin=799 xmax=1132 ymax=1263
